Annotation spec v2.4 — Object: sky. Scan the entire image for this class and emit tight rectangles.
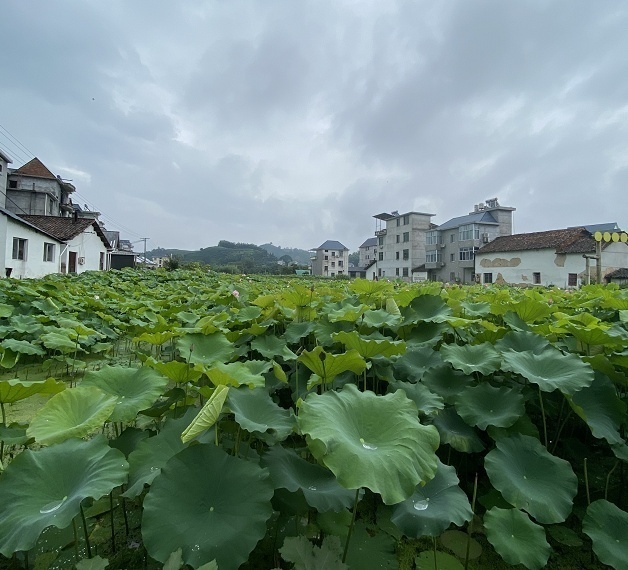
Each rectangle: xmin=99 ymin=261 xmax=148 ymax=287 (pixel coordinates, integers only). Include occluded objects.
xmin=1 ymin=1 xmax=627 ymax=252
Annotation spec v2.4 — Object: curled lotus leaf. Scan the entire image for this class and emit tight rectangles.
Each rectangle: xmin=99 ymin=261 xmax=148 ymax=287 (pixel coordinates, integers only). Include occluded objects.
xmin=0 ymin=377 xmax=65 ymax=404
xmin=485 ymin=434 xmax=577 ymax=523
xmin=298 ymin=384 xmax=440 ymax=505
xmin=0 ymin=436 xmax=128 ymax=557
xmin=298 ymin=347 xmax=366 ymax=384
xmin=583 ymin=499 xmax=628 ymax=569
xmin=142 ymin=443 xmax=274 ymax=570
xmin=432 ymin=408 xmax=484 ymax=453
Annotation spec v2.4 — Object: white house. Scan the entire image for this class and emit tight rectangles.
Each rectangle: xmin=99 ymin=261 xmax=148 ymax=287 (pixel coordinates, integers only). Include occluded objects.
xmin=310 ymin=240 xmax=349 ymax=277
xmin=475 ymin=227 xmax=628 ymax=288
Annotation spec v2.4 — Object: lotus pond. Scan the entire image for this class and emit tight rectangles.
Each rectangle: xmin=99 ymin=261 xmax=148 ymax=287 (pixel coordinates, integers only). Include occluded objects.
xmin=0 ymin=269 xmax=626 ymax=570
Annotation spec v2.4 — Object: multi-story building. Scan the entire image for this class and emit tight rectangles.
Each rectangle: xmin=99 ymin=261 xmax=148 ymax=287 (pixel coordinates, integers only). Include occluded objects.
xmin=424 ymin=199 xmax=515 ymax=283
xmin=310 ymin=240 xmax=349 ymax=277
xmin=372 ymin=210 xmax=434 ymax=280
xmin=358 ymin=237 xmax=377 ymax=267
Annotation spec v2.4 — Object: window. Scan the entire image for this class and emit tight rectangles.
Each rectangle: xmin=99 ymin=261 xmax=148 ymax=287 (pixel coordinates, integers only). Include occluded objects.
xmin=459 ymin=224 xmax=479 ymax=241
xmin=338 ymin=270 xmax=343 ymax=275
xmin=331 ymin=272 xmax=335 ymax=277
xmin=568 ymin=273 xmax=577 ymax=287
xmin=426 ymin=231 xmax=439 ymax=245
xmin=396 ymin=235 xmax=400 ymax=243
xmin=331 ymin=251 xmax=337 ymax=257
xmin=324 ymin=255 xmax=328 ymax=260
xmin=8 ymin=180 xmax=17 ymax=189
xmin=459 ymin=247 xmax=476 ymax=261
xmin=100 ymin=252 xmax=105 ymax=270
xmin=43 ymin=242 xmax=55 ymax=262
xmin=484 ymin=273 xmax=493 ymax=284
xmin=12 ymin=238 xmax=27 ymax=260
xmin=395 ymin=251 xmax=400 ymax=260
xmin=426 ymin=251 xmax=441 ymax=263
xmin=403 ymin=249 xmax=409 ymax=260
xmin=0 ymin=164 xmax=2 ymax=172
xmin=378 ymin=268 xmax=382 ymax=277
xmin=331 ymin=261 xmax=335 ymax=267
xmin=403 ymin=267 xmax=409 ymax=277
xmin=378 ymin=252 xmax=383 ymax=261
xmin=378 ymin=236 xmax=384 ymax=246
xmin=324 ymin=265 xmax=328 ymax=271
xmin=533 ymin=272 xmax=541 ymax=284
xmin=403 ymin=215 xmax=409 ymax=225
xmin=450 ymin=272 xmax=456 ymax=281
xmin=450 ymin=233 xmax=455 ymax=243
xmin=403 ymin=232 xmax=409 ymax=242
xmin=396 ymin=218 xmax=401 ymax=227
xmin=450 ymin=253 xmax=455 ymax=262
xmin=396 ymin=268 xmax=400 ymax=276
xmin=338 ymin=260 xmax=343 ymax=267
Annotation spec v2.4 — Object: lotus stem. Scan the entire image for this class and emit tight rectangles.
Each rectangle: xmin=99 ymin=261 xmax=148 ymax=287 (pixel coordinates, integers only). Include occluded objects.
xmin=72 ymin=518 xmax=80 ymax=561
xmin=1 ymin=402 xmax=6 ymax=426
xmin=432 ymin=537 xmax=438 ymax=570
xmin=538 ymin=387 xmax=548 ymax=448
xmin=122 ymin=496 xmax=130 ymax=536
xmin=80 ymin=503 xmax=92 ymax=558
xmin=464 ymin=473 xmax=478 ymax=570
xmin=584 ymin=458 xmax=591 ymax=506
xmin=605 ymin=461 xmax=619 ymax=501
xmin=342 ymin=488 xmax=361 ymax=564
xmin=109 ymin=491 xmax=116 ymax=553
xmin=551 ymin=409 xmax=572 ymax=454
xmin=234 ymin=426 xmax=241 ymax=457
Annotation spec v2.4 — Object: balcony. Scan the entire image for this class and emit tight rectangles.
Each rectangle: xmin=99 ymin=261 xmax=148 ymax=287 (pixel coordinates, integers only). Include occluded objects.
xmin=375 ymin=229 xmax=387 ymax=237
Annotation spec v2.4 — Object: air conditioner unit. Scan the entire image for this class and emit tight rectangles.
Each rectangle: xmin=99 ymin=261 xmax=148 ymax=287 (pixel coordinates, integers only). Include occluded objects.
xmin=78 ymin=257 xmax=85 ymax=265
xmin=439 ymin=243 xmax=446 ymax=248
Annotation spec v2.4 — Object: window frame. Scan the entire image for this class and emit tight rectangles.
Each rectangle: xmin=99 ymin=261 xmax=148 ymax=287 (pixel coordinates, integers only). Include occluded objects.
xmin=12 ymin=238 xmax=27 ymax=261
xmin=43 ymin=242 xmax=55 ymax=262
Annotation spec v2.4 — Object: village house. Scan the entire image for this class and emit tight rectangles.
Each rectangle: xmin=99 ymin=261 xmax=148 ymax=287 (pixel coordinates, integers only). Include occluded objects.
xmin=309 ymin=241 xmax=349 ymax=277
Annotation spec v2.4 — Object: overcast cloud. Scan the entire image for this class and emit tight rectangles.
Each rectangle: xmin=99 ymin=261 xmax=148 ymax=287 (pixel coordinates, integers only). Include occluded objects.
xmin=1 ymin=1 xmax=627 ymax=251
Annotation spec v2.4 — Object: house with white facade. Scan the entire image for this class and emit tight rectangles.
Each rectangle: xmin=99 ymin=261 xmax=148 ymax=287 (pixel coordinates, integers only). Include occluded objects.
xmin=475 ymin=226 xmax=628 ymax=288
xmin=310 ymin=240 xmax=349 ymax=277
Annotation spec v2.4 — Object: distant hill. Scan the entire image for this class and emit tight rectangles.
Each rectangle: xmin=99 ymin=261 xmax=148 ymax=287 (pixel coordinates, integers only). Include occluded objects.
xmin=259 ymin=243 xmax=311 ymax=265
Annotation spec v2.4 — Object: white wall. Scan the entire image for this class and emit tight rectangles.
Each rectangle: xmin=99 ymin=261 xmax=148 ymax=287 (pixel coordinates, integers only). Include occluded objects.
xmin=476 ymin=242 xmax=628 ymax=288
xmin=62 ymin=226 xmax=108 ymax=274
xmin=3 ymin=218 xmax=62 ymax=279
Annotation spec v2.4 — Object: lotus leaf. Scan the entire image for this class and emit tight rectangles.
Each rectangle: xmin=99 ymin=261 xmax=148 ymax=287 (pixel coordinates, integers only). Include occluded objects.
xmin=416 ymin=551 xmax=463 ymax=570
xmin=279 ymin=535 xmax=347 ymax=570
xmin=568 ymin=373 xmax=626 ymax=445
xmin=432 ymin=408 xmax=484 ymax=453
xmin=391 ymin=460 xmax=472 ymax=537
xmin=455 ymin=383 xmax=524 ymax=430
xmin=206 ymin=360 xmax=268 ymax=388
xmin=181 ymin=385 xmax=229 ymax=444
xmin=298 ymin=384 xmax=439 ymax=504
xmin=389 ymin=380 xmax=444 ymax=416
xmin=251 ymin=334 xmax=297 ymax=360
xmin=583 ymin=499 xmax=628 ymax=569
xmin=261 ymin=445 xmax=357 ymax=512
xmin=344 ymin=523 xmax=397 ymax=569
xmin=0 ymin=436 xmax=127 ymax=556
xmin=421 ymin=365 xmax=470 ymax=404
xmin=227 ymin=386 xmax=295 ymax=445
xmin=332 ymin=330 xmax=406 ymax=359
xmin=142 ymin=443 xmax=274 ymax=570
xmin=0 ymin=348 xmax=19 ymax=368
xmin=76 ymin=556 xmax=110 ymax=570
xmin=484 ymin=507 xmax=550 ymax=570
xmin=440 ymin=342 xmax=501 ymax=376
xmin=393 ymin=346 xmax=443 ymax=382
xmin=501 ymin=346 xmax=594 ymax=394
xmin=494 ymin=330 xmax=550 ymax=354
xmin=440 ymin=530 xmax=482 ymax=559
xmin=176 ymin=332 xmax=234 ymax=365
xmin=82 ymin=365 xmax=169 ymax=423
xmin=511 ymin=298 xmax=552 ymax=323
xmin=40 ymin=331 xmax=78 ymax=353
xmin=27 ymin=386 xmax=117 ymax=445
xmin=1 ymin=338 xmax=45 ymax=356
xmin=362 ymin=309 xmax=402 ymax=329
xmin=485 ymin=435 xmax=577 ymax=523
xmin=284 ymin=321 xmax=316 ymax=343
xmin=145 ymin=358 xmax=203 ymax=383
xmin=298 ymin=346 xmax=366 ymax=384
xmin=0 ymin=377 xmax=65 ymax=404
xmin=402 ymin=295 xmax=452 ymax=325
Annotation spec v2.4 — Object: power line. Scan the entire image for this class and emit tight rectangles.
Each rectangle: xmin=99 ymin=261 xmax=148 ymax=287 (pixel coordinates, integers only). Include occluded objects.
xmin=71 ymin=191 xmax=144 ymax=238
xmin=0 ymin=136 xmax=31 ymax=166
xmin=0 ymin=124 xmax=36 ymax=159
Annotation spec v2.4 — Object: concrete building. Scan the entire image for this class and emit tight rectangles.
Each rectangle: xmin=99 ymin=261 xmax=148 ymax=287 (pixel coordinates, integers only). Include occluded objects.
xmin=358 ymin=237 xmax=378 ymax=267
xmin=310 ymin=240 xmax=349 ymax=277
xmin=475 ymin=226 xmax=628 ymax=288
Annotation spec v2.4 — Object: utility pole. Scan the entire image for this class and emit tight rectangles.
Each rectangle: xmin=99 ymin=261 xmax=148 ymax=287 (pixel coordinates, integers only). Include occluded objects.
xmin=140 ymin=237 xmax=149 ymax=267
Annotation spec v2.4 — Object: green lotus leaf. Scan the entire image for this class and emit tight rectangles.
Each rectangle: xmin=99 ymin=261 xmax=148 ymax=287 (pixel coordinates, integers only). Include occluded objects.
xmin=298 ymin=347 xmax=366 ymax=384
xmin=0 ymin=436 xmax=128 ymax=557
xmin=9 ymin=314 xmax=42 ymax=334
xmin=455 ymin=384 xmax=524 ymax=430
xmin=494 ymin=330 xmax=550 ymax=354
xmin=401 ymin=295 xmax=453 ymax=325
xmin=251 ymin=334 xmax=297 ymax=360
xmin=134 ymin=331 xmax=175 ymax=346
xmin=124 ymin=410 xmax=196 ymax=498
xmin=314 ymin=320 xmax=354 ymax=347
xmin=421 ymin=365 xmax=470 ymax=404
xmin=181 ymin=385 xmax=229 ymax=444
xmin=0 ymin=377 xmax=65 ymax=404
xmin=284 ymin=321 xmax=316 ymax=344
xmin=487 ymin=414 xmax=539 ymax=441
xmin=564 ymin=322 xmax=623 ymax=348
xmin=298 ymin=384 xmax=440 ymax=504
xmin=326 ymin=300 xmax=369 ymax=323
xmin=27 ymin=386 xmax=117 ymax=445
xmin=361 ymin=309 xmax=402 ymax=329
xmin=0 ymin=423 xmax=31 ymax=446
xmin=349 ymin=278 xmax=394 ymax=301
xmin=546 ymin=525 xmax=583 ymax=547
xmin=142 ymin=443 xmax=274 ymax=570
xmin=145 ymin=358 xmax=203 ymax=383
xmin=440 ymin=530 xmax=482 ymax=559
xmin=568 ymin=373 xmax=626 ymax=445
xmin=391 ymin=460 xmax=472 ymax=537
xmin=231 ymin=305 xmax=262 ymax=323
xmin=81 ymin=366 xmax=169 ymax=423
xmin=432 ymin=408 xmax=484 ymax=453
xmin=227 ymin=387 xmax=295 ymax=445
xmin=0 ymin=348 xmax=19 ymax=369
xmin=1 ymin=338 xmax=45 ymax=356
xmin=484 ymin=507 xmax=550 ymax=570
xmin=404 ymin=322 xmax=448 ymax=347
xmin=389 ymin=380 xmax=444 ymax=416
xmin=109 ymin=426 xmax=149 ymax=458
xmin=345 ymin=523 xmax=397 ymax=569
xmin=280 ymin=535 xmax=347 ymax=570
xmin=440 ymin=342 xmax=501 ymax=376
xmin=0 ymin=303 xmax=13 ymax=318
xmin=583 ymin=499 xmax=628 ymax=569
xmin=206 ymin=360 xmax=269 ymax=388
xmin=416 ymin=550 xmax=463 ymax=570
xmin=176 ymin=332 xmax=234 ymax=366
xmin=393 ymin=346 xmax=443 ymax=382
xmin=261 ymin=445 xmax=357 ymax=512
xmin=501 ymin=346 xmax=594 ymax=394
xmin=485 ymin=435 xmax=577 ymax=523
xmin=332 ymin=331 xmax=406 ymax=359
xmin=75 ymin=555 xmax=110 ymax=570
xmin=40 ymin=331 xmax=78 ymax=353
xmin=511 ymin=298 xmax=552 ymax=323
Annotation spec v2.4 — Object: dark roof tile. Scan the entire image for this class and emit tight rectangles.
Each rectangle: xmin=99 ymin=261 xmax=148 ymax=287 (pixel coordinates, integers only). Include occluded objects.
xmin=20 ymin=215 xmax=110 ymax=247
xmin=12 ymin=158 xmax=57 ymax=180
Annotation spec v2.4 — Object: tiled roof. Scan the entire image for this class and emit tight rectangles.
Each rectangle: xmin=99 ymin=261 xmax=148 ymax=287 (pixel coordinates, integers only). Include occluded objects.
xmin=360 ymin=237 xmax=377 ymax=248
xmin=316 ymin=240 xmax=348 ymax=250
xmin=570 ymin=223 xmax=620 ymax=233
xmin=606 ymin=268 xmax=628 ymax=280
xmin=436 ymin=211 xmax=498 ymax=231
xmin=0 ymin=207 xmax=60 ymax=241
xmin=20 ymin=215 xmax=111 ymax=247
xmin=477 ymin=228 xmax=595 ymax=255
xmin=13 ymin=158 xmax=57 ymax=180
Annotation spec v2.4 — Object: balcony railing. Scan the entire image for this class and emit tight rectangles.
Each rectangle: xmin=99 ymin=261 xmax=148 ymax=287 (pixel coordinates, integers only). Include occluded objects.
xmin=375 ymin=229 xmax=387 ymax=237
